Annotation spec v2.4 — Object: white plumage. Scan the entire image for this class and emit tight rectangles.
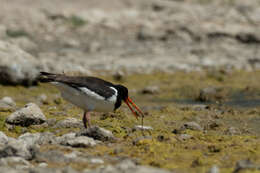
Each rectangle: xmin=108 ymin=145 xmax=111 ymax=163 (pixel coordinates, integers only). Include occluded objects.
xmin=52 ymin=82 xmax=116 ymax=112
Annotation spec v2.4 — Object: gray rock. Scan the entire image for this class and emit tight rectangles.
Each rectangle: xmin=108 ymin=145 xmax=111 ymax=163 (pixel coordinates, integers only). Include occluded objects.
xmin=90 ymin=158 xmax=104 ymax=164
xmin=84 ymin=159 xmax=171 ymax=173
xmin=54 ymin=118 xmax=83 ymax=128
xmin=18 ymin=132 xmax=57 ymax=146
xmin=35 ymin=150 xmax=70 ymax=163
xmin=225 ymin=127 xmax=240 ymax=135
xmin=6 ymin=103 xmax=46 ymax=127
xmin=9 ymin=37 xmax=38 ymax=52
xmin=0 ymin=138 xmax=36 ymax=160
xmin=0 ymin=97 xmax=16 ymax=107
xmin=0 ymin=156 xmax=31 ymax=169
xmin=76 ymin=126 xmax=115 ymax=142
xmin=0 ymin=131 xmax=8 ymax=145
xmin=0 ymin=41 xmax=40 ymax=86
xmin=56 ymin=133 xmax=76 ymax=145
xmin=65 ymin=136 xmax=96 ymax=148
xmin=180 ymin=122 xmax=203 ymax=131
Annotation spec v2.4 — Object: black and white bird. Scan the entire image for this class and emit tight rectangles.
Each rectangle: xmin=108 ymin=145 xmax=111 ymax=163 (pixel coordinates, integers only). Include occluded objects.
xmin=38 ymin=72 xmax=144 ymax=128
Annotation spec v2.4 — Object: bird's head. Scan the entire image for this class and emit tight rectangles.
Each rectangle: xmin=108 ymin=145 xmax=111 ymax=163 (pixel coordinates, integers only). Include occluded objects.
xmin=115 ymin=84 xmax=144 ymax=119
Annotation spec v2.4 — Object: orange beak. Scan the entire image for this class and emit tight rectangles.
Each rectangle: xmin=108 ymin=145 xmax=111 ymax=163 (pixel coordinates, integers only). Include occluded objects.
xmin=124 ymin=97 xmax=144 ymax=119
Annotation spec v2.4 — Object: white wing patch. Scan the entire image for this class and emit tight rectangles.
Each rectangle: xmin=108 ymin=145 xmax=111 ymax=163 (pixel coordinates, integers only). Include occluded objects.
xmin=107 ymin=87 xmax=118 ymax=103
xmin=79 ymin=87 xmax=105 ymax=100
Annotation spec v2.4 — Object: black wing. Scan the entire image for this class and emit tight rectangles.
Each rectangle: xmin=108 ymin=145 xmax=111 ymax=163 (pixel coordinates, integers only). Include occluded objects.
xmin=39 ymin=72 xmax=116 ymax=99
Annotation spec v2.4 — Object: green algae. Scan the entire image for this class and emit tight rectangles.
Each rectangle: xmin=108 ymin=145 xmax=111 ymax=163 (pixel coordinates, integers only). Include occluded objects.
xmin=0 ymin=70 xmax=260 ymax=172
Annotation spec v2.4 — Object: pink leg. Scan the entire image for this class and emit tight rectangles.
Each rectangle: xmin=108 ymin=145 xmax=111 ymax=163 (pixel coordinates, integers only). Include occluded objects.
xmin=83 ymin=111 xmax=91 ymax=128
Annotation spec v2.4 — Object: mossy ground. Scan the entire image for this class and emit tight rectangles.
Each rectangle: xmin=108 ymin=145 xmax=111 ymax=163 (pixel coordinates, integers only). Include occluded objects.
xmin=0 ymin=70 xmax=260 ymax=173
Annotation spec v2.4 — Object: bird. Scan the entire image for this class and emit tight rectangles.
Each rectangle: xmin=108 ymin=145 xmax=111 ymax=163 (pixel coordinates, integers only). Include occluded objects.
xmin=38 ymin=72 xmax=144 ymax=128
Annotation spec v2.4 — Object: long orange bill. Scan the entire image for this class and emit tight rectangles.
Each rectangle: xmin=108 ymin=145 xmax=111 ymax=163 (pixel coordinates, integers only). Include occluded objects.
xmin=127 ymin=97 xmax=144 ymax=117
xmin=124 ymin=97 xmax=144 ymax=119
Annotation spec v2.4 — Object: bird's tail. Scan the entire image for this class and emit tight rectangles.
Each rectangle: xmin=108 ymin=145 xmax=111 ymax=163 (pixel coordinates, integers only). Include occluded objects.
xmin=37 ymin=72 xmax=58 ymax=83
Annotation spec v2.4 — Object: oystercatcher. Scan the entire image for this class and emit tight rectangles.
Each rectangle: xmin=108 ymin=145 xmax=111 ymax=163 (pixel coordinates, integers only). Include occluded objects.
xmin=38 ymin=72 xmax=144 ymax=128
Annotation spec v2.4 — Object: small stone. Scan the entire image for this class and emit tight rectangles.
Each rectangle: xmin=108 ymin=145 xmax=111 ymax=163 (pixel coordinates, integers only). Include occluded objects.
xmin=46 ymin=118 xmax=57 ymax=127
xmin=90 ymin=158 xmax=104 ymax=164
xmin=76 ymin=126 xmax=115 ymax=142
xmin=54 ymin=118 xmax=82 ymax=128
xmin=233 ymin=159 xmax=258 ymax=173
xmin=5 ymin=103 xmax=46 ymax=127
xmin=37 ymin=94 xmax=48 ymax=104
xmin=180 ymin=122 xmax=203 ymax=131
xmin=38 ymin=162 xmax=48 ymax=167
xmin=0 ymin=131 xmax=8 ymax=145
xmin=141 ymin=86 xmax=160 ymax=94
xmin=178 ymin=134 xmax=193 ymax=141
xmin=134 ymin=125 xmax=153 ymax=131
xmin=197 ymin=87 xmax=227 ymax=102
xmin=207 ymin=165 xmax=219 ymax=173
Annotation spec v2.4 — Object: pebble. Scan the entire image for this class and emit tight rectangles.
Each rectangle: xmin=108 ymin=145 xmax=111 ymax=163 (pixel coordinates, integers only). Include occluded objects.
xmin=180 ymin=122 xmax=203 ymax=131
xmin=207 ymin=165 xmax=219 ymax=173
xmin=134 ymin=125 xmax=153 ymax=131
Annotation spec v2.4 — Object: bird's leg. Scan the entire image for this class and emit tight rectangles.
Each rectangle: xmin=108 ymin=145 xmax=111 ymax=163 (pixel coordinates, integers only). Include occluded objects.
xmin=83 ymin=111 xmax=91 ymax=128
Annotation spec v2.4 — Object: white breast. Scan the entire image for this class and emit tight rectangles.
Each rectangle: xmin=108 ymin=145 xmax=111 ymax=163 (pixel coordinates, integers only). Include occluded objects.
xmin=52 ymin=82 xmax=117 ymax=112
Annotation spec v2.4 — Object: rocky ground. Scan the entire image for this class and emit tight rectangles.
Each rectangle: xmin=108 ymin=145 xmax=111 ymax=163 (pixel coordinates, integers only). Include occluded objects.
xmin=0 ymin=0 xmax=260 ymax=172
xmin=0 ymin=71 xmax=260 ymax=173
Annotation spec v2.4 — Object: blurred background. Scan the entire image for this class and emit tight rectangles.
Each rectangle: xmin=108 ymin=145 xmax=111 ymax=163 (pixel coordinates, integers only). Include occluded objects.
xmin=0 ymin=1 xmax=260 ymax=173
xmin=0 ymin=0 xmax=259 ymax=85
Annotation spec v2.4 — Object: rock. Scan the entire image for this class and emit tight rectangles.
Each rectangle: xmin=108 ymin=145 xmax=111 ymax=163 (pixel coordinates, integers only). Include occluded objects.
xmin=233 ymin=159 xmax=259 ymax=173
xmin=46 ymin=118 xmax=57 ymax=127
xmin=56 ymin=133 xmax=77 ymax=145
xmin=54 ymin=118 xmax=83 ymax=128
xmin=133 ymin=125 xmax=153 ymax=131
xmin=0 ymin=156 xmax=31 ymax=169
xmin=0 ymin=131 xmax=8 ymax=145
xmin=37 ymin=94 xmax=48 ymax=104
xmin=18 ymin=132 xmax=57 ymax=146
xmin=38 ymin=162 xmax=48 ymax=167
xmin=84 ymin=159 xmax=171 ymax=173
xmin=65 ymin=136 xmax=96 ymax=148
xmin=207 ymin=165 xmax=219 ymax=173
xmin=76 ymin=126 xmax=115 ymax=142
xmin=197 ymin=87 xmax=227 ymax=102
xmin=0 ymin=41 xmax=40 ymax=86
xmin=90 ymin=158 xmax=104 ymax=164
xmin=180 ymin=122 xmax=203 ymax=131
xmin=35 ymin=150 xmax=70 ymax=163
xmin=0 ymin=97 xmax=16 ymax=107
xmin=141 ymin=86 xmax=160 ymax=94
xmin=177 ymin=134 xmax=193 ymax=141
xmin=29 ymin=166 xmax=79 ymax=173
xmin=5 ymin=103 xmax=46 ymax=127
xmin=0 ymin=138 xmax=36 ymax=160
